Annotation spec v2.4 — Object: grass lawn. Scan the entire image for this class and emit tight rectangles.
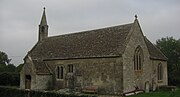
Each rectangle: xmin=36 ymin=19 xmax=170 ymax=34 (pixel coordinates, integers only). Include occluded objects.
xmin=129 ymin=89 xmax=180 ymax=97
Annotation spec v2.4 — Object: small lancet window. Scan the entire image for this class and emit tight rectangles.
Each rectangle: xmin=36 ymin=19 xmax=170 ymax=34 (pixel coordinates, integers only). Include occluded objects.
xmin=68 ymin=64 xmax=73 ymax=73
xmin=134 ymin=46 xmax=143 ymax=71
xmin=158 ymin=63 xmax=163 ymax=81
xmin=60 ymin=66 xmax=64 ymax=79
xmin=56 ymin=66 xmax=64 ymax=79
xmin=41 ymin=26 xmax=45 ymax=33
xmin=57 ymin=66 xmax=60 ymax=79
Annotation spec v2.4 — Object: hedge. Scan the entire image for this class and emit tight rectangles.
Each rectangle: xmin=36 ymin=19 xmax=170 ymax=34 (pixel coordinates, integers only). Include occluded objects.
xmin=0 ymin=86 xmax=97 ymax=97
xmin=0 ymin=72 xmax=20 ymax=86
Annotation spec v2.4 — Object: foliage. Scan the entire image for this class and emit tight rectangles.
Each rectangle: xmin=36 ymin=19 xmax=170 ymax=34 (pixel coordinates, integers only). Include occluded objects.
xmin=0 ymin=63 xmax=6 ymax=72
xmin=0 ymin=51 xmax=24 ymax=86
xmin=0 ymin=51 xmax=11 ymax=65
xmin=0 ymin=86 xmax=97 ymax=97
xmin=6 ymin=64 xmax=16 ymax=72
xmin=156 ymin=37 xmax=180 ymax=87
xmin=0 ymin=72 xmax=20 ymax=86
xmin=15 ymin=63 xmax=24 ymax=72
xmin=0 ymin=51 xmax=16 ymax=72
xmin=129 ymin=89 xmax=180 ymax=97
xmin=0 ymin=86 xmax=26 ymax=97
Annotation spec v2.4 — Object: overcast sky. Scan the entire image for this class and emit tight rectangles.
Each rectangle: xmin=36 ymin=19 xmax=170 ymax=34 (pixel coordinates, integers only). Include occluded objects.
xmin=0 ymin=0 xmax=180 ymax=66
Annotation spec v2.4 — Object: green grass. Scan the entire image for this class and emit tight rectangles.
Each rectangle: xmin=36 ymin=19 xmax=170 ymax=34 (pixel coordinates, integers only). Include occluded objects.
xmin=129 ymin=89 xmax=180 ymax=97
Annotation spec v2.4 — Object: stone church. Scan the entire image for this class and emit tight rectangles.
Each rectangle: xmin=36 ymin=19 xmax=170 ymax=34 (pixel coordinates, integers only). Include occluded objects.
xmin=20 ymin=8 xmax=168 ymax=95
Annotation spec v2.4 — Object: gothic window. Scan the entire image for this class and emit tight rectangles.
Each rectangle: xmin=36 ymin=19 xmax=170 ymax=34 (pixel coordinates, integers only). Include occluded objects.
xmin=134 ymin=46 xmax=143 ymax=71
xmin=57 ymin=66 xmax=60 ymax=79
xmin=41 ymin=26 xmax=45 ymax=32
xmin=68 ymin=64 xmax=73 ymax=73
xmin=60 ymin=66 xmax=64 ymax=79
xmin=56 ymin=66 xmax=64 ymax=79
xmin=158 ymin=63 xmax=163 ymax=81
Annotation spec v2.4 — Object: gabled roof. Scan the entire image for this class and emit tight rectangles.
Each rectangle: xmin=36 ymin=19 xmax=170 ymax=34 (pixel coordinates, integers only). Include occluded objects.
xmin=144 ymin=37 xmax=167 ymax=61
xmin=32 ymin=60 xmax=52 ymax=74
xmin=26 ymin=20 xmax=167 ymax=74
xmin=29 ymin=23 xmax=133 ymax=60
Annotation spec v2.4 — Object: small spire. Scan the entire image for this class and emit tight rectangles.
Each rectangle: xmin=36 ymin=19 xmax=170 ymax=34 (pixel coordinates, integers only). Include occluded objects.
xmin=135 ymin=14 xmax=138 ymax=19
xmin=38 ymin=7 xmax=48 ymax=41
xmin=40 ymin=7 xmax=47 ymax=25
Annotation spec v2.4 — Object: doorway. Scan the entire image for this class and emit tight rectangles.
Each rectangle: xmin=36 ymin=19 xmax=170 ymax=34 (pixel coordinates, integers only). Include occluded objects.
xmin=25 ymin=75 xmax=31 ymax=89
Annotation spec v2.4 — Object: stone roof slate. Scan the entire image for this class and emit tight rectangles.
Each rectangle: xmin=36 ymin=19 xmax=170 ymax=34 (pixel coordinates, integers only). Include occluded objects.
xmin=29 ymin=23 xmax=133 ymax=60
xmin=33 ymin=60 xmax=52 ymax=74
xmin=144 ymin=37 xmax=167 ymax=61
xmin=27 ymin=22 xmax=167 ymax=74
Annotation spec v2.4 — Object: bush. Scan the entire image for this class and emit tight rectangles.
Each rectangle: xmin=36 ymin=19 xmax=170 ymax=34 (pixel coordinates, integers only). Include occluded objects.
xmin=0 ymin=86 xmax=26 ymax=97
xmin=0 ymin=86 xmax=97 ymax=97
xmin=0 ymin=72 xmax=20 ymax=86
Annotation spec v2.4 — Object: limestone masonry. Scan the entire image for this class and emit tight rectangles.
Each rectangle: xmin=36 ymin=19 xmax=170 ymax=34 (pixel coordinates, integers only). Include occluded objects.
xmin=20 ymin=8 xmax=168 ymax=95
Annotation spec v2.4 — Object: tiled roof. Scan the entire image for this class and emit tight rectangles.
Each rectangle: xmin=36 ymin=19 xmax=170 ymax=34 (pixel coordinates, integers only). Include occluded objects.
xmin=33 ymin=60 xmax=52 ymax=74
xmin=27 ymin=22 xmax=167 ymax=74
xmin=144 ymin=37 xmax=167 ymax=61
xmin=29 ymin=23 xmax=133 ymax=60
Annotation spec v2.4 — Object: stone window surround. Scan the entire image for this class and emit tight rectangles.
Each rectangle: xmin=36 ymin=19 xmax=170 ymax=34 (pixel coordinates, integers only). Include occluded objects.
xmin=134 ymin=46 xmax=144 ymax=71
xmin=56 ymin=65 xmax=64 ymax=80
xmin=56 ymin=64 xmax=74 ymax=80
xmin=157 ymin=63 xmax=163 ymax=82
xmin=41 ymin=26 xmax=45 ymax=33
xmin=68 ymin=64 xmax=73 ymax=73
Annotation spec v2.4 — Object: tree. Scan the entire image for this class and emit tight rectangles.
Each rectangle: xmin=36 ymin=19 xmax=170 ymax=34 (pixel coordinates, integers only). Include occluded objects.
xmin=0 ymin=51 xmax=20 ymax=86
xmin=6 ymin=64 xmax=16 ymax=72
xmin=156 ymin=37 xmax=180 ymax=86
xmin=0 ymin=51 xmax=14 ymax=72
xmin=0 ymin=51 xmax=11 ymax=65
xmin=16 ymin=64 xmax=24 ymax=72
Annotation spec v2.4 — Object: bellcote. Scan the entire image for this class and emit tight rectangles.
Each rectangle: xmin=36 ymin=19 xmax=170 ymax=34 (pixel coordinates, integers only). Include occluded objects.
xmin=38 ymin=7 xmax=48 ymax=41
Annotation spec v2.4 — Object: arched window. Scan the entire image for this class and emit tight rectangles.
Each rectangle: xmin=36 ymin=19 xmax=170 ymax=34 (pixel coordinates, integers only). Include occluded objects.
xmin=60 ymin=66 xmax=64 ymax=79
xmin=56 ymin=66 xmax=64 ymax=79
xmin=41 ymin=26 xmax=45 ymax=32
xmin=68 ymin=64 xmax=73 ymax=73
xmin=57 ymin=66 xmax=60 ymax=79
xmin=158 ymin=63 xmax=163 ymax=80
xmin=134 ymin=46 xmax=143 ymax=71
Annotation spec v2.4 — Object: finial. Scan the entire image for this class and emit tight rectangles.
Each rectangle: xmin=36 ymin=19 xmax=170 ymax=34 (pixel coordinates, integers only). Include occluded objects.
xmin=135 ymin=14 xmax=138 ymax=19
xmin=43 ymin=7 xmax=45 ymax=10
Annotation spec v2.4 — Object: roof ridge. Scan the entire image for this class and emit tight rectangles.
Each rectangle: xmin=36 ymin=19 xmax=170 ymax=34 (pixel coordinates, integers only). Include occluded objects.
xmin=48 ymin=23 xmax=133 ymax=39
xmin=27 ymin=22 xmax=134 ymax=61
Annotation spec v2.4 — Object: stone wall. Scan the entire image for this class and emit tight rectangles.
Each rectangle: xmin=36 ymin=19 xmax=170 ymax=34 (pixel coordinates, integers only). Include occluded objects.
xmin=122 ymin=20 xmax=168 ymax=93
xmin=32 ymin=75 xmax=52 ymax=90
xmin=122 ymin=21 xmax=152 ymax=92
xmin=20 ymin=58 xmax=53 ymax=90
xmin=151 ymin=60 xmax=168 ymax=86
xmin=20 ymin=58 xmax=34 ymax=89
xmin=46 ymin=57 xmax=123 ymax=95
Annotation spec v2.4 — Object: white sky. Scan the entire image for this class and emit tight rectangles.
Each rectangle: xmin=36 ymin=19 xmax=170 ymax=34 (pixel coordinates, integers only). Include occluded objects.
xmin=0 ymin=0 xmax=180 ymax=65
